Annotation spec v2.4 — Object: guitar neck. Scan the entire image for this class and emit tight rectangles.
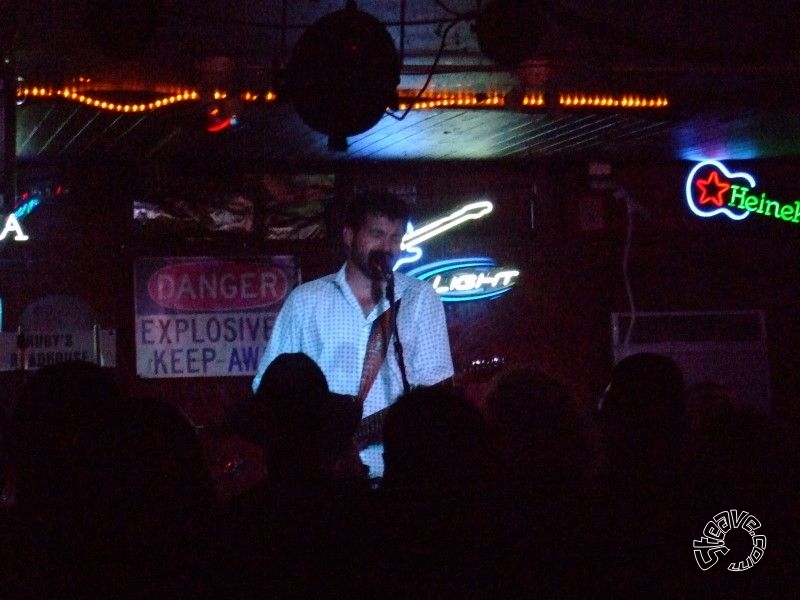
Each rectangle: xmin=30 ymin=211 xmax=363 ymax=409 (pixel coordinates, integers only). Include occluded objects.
xmin=353 ymin=406 xmax=388 ymax=449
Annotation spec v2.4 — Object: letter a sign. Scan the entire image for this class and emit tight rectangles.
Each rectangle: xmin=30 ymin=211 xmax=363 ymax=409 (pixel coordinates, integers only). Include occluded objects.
xmin=0 ymin=214 xmax=29 ymax=241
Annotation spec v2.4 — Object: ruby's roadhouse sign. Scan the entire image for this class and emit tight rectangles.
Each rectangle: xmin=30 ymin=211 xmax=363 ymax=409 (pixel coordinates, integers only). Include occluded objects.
xmin=135 ymin=256 xmax=299 ymax=378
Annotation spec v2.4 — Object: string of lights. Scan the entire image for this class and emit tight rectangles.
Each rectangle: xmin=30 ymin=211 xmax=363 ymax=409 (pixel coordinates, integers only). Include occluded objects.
xmin=16 ymin=85 xmax=669 ymax=113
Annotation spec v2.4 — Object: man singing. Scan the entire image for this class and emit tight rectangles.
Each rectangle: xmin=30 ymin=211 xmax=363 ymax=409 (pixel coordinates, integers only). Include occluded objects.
xmin=252 ymin=191 xmax=454 ymax=469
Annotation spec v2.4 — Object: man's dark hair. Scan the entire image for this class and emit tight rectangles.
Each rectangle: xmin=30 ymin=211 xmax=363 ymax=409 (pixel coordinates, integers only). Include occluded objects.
xmin=343 ymin=190 xmax=410 ymax=230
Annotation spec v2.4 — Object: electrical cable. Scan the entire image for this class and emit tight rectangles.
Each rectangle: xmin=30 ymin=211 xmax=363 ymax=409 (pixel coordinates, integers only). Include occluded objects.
xmin=433 ymin=1 xmax=470 ymax=17
xmin=616 ymin=186 xmax=637 ymax=350
xmin=384 ymin=17 xmax=465 ymax=122
xmin=385 ymin=276 xmax=410 ymax=394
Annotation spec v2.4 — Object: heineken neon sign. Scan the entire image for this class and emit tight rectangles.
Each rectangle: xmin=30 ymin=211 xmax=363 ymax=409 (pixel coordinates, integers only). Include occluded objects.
xmin=686 ymin=160 xmax=800 ymax=224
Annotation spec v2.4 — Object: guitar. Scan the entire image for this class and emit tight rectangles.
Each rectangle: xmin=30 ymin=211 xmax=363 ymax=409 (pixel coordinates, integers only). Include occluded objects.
xmin=353 ymin=356 xmax=507 ymax=451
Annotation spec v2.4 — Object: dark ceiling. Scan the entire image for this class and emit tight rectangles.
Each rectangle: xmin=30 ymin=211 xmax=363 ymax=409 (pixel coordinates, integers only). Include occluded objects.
xmin=6 ymin=0 xmax=800 ymax=170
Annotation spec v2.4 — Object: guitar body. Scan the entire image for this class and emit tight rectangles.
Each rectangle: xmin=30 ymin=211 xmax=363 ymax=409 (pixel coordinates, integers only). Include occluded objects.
xmin=353 ymin=358 xmax=506 ymax=480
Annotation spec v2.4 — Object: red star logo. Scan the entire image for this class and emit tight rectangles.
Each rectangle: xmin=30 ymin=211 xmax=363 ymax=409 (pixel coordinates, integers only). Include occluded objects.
xmin=696 ymin=170 xmax=731 ymax=207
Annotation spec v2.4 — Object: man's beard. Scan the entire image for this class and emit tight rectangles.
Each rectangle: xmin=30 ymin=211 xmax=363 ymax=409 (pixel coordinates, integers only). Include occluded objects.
xmin=350 ymin=246 xmax=384 ymax=281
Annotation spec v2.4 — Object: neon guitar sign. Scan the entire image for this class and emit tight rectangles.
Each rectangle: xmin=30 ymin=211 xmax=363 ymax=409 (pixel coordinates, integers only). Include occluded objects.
xmin=393 ymin=200 xmax=519 ymax=301
xmin=686 ymin=160 xmax=800 ymax=224
xmin=394 ymin=200 xmax=494 ymax=270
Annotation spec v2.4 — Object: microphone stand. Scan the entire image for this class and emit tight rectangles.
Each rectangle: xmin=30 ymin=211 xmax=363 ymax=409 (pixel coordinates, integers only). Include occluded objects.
xmin=385 ymin=273 xmax=410 ymax=395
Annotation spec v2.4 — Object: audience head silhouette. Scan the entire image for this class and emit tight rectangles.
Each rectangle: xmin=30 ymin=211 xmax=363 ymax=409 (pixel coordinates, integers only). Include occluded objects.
xmin=598 ymin=352 xmax=686 ymax=429
xmin=242 ymin=352 xmax=361 ymax=477
xmin=381 ymin=385 xmax=490 ymax=495
xmin=483 ymin=365 xmax=585 ymax=486
xmin=9 ymin=360 xmax=124 ymax=514
xmin=596 ymin=352 xmax=687 ymax=478
xmin=7 ymin=361 xmax=214 ymax=595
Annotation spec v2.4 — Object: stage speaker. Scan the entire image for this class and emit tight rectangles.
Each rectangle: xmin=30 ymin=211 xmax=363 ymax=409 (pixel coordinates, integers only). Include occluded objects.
xmin=284 ymin=2 xmax=400 ymax=150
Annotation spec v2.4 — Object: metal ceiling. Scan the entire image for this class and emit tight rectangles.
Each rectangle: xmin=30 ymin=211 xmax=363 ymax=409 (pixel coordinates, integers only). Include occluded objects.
xmin=7 ymin=1 xmax=800 ymax=169
xmin=15 ymin=95 xmax=685 ymax=165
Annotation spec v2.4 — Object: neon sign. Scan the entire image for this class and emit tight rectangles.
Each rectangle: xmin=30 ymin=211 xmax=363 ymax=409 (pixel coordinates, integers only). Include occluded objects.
xmin=686 ymin=160 xmax=800 ymax=224
xmin=407 ymin=258 xmax=519 ymax=302
xmin=0 ymin=214 xmax=29 ymax=241
xmin=394 ymin=200 xmax=494 ymax=270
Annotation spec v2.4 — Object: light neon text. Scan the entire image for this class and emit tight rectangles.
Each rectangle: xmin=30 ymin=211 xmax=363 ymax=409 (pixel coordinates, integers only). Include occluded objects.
xmin=408 ymin=258 xmax=519 ymax=302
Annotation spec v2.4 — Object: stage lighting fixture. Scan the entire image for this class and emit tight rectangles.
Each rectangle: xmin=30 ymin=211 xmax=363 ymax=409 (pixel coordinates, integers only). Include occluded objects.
xmin=284 ymin=1 xmax=400 ymax=151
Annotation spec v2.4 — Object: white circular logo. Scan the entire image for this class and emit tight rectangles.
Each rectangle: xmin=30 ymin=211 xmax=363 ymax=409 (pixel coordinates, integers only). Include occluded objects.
xmin=693 ymin=510 xmax=766 ymax=571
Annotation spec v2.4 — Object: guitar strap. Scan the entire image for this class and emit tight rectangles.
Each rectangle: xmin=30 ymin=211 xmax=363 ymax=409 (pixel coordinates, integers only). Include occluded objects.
xmin=356 ymin=299 xmax=401 ymax=405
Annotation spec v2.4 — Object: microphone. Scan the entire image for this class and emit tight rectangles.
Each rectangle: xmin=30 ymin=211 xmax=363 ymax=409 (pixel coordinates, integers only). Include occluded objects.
xmin=368 ymin=250 xmax=394 ymax=281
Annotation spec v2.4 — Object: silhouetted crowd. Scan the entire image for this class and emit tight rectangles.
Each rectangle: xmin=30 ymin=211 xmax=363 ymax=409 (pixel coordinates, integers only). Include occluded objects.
xmin=1 ymin=353 xmax=798 ymax=598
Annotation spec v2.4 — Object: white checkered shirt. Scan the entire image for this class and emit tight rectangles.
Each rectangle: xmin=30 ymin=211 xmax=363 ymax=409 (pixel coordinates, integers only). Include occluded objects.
xmin=252 ymin=263 xmax=454 ymax=417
